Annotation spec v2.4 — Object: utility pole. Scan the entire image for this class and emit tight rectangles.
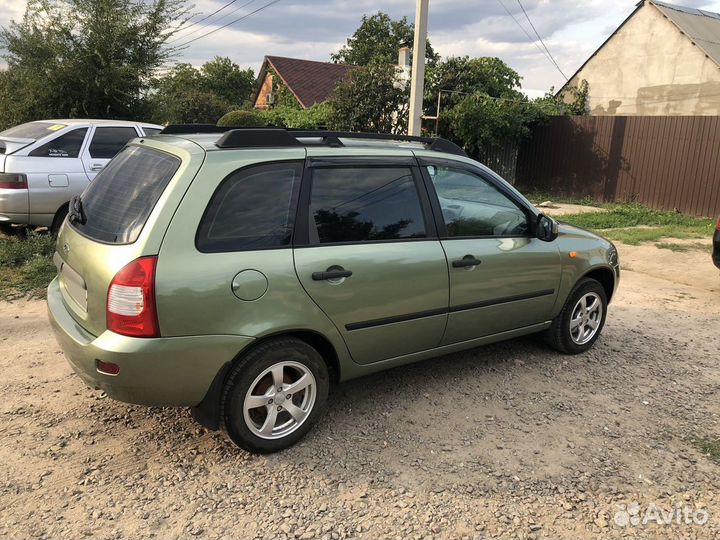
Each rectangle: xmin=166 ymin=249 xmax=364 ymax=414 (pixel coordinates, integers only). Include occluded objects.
xmin=408 ymin=0 xmax=428 ymax=136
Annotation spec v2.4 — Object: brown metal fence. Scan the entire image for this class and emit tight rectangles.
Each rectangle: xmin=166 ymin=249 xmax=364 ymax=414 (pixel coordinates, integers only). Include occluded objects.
xmin=515 ymin=116 xmax=720 ymax=217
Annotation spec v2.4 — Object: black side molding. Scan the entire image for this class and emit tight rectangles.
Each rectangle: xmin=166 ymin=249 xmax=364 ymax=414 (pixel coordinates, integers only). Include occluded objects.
xmin=345 ymin=289 xmax=556 ymax=331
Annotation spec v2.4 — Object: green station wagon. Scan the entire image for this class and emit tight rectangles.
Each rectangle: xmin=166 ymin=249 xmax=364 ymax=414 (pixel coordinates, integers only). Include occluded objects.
xmin=47 ymin=127 xmax=619 ymax=453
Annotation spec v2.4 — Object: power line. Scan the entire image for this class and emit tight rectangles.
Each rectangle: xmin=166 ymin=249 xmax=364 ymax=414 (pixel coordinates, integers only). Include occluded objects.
xmin=495 ymin=0 xmax=565 ymax=81
xmin=173 ymin=0 xmax=282 ymax=48
xmin=168 ymin=0 xmax=260 ymax=44
xmin=514 ymin=0 xmax=568 ymax=81
xmin=169 ymin=0 xmax=245 ymax=42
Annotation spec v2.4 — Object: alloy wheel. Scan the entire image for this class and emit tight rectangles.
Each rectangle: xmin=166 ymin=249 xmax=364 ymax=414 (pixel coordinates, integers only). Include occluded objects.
xmin=242 ymin=361 xmax=317 ymax=440
xmin=569 ymin=292 xmax=603 ymax=345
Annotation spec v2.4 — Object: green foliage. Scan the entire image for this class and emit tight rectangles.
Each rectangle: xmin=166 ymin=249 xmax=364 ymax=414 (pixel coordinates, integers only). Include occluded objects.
xmin=425 ymin=56 xmax=523 ymax=111
xmin=163 ymin=89 xmax=232 ymax=125
xmin=446 ymin=95 xmax=533 ymax=155
xmin=200 ymin=56 xmax=255 ymax=105
xmin=217 ymin=109 xmax=266 ymax=127
xmin=331 ymin=12 xmax=438 ymax=67
xmin=529 ymin=80 xmax=589 ymax=117
xmin=150 ymin=57 xmax=255 ymax=124
xmin=419 ymin=56 xmax=591 ymax=156
xmin=0 ymin=0 xmax=190 ymax=129
xmin=0 ymin=231 xmax=57 ymax=299
xmin=218 ymin=103 xmax=333 ymax=130
xmin=329 ymin=62 xmax=408 ymax=134
xmin=262 ymin=103 xmax=333 ymax=129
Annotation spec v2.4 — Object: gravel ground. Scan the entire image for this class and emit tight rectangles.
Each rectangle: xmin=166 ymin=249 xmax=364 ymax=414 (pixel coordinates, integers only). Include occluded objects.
xmin=1 ymin=243 xmax=719 ymax=540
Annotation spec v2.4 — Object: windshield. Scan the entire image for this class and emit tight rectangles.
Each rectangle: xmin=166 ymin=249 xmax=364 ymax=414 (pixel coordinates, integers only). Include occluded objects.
xmin=70 ymin=146 xmax=180 ymax=244
xmin=0 ymin=122 xmax=68 ymax=140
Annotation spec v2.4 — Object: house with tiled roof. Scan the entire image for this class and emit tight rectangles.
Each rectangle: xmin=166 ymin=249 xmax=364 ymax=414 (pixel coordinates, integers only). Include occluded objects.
xmin=560 ymin=0 xmax=720 ymax=115
xmin=253 ymin=56 xmax=356 ymax=109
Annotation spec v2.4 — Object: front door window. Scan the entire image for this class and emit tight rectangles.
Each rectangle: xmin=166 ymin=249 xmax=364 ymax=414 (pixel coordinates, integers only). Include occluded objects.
xmin=426 ymin=165 xmax=529 ymax=237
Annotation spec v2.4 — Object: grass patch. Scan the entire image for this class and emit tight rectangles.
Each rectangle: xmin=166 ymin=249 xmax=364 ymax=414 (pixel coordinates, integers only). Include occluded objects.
xmin=689 ymin=436 xmax=720 ymax=464
xmin=0 ymin=231 xmax=57 ymax=300
xmin=558 ymin=203 xmax=714 ymax=245
xmin=655 ymin=241 xmax=711 ymax=253
xmin=600 ymin=226 xmax=709 ymax=245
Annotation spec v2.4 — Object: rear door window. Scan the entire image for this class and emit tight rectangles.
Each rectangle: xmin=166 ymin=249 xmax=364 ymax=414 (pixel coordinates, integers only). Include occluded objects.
xmin=197 ymin=161 xmax=302 ymax=252
xmin=88 ymin=127 xmax=139 ymax=159
xmin=71 ymin=146 xmax=180 ymax=243
xmin=28 ymin=128 xmax=88 ymax=158
xmin=308 ymin=167 xmax=427 ymax=244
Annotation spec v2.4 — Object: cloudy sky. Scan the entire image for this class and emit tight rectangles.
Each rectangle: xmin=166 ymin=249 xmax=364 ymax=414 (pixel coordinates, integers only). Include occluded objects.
xmin=4 ymin=0 xmax=720 ymax=96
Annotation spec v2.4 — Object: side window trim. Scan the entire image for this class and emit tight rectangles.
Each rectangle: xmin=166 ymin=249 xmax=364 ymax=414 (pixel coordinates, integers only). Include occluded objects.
xmin=292 ymin=160 xmax=438 ymax=248
xmin=195 ymin=159 xmax=304 ymax=253
xmin=417 ymin=157 xmax=534 ymax=239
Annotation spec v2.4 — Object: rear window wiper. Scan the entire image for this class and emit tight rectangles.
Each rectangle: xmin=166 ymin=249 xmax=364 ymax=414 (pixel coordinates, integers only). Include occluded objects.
xmin=68 ymin=195 xmax=87 ymax=225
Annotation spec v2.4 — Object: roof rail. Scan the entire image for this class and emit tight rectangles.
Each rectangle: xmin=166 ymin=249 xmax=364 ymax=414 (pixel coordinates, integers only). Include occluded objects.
xmin=288 ymin=130 xmax=467 ymax=156
xmin=158 ymin=125 xmax=467 ymax=157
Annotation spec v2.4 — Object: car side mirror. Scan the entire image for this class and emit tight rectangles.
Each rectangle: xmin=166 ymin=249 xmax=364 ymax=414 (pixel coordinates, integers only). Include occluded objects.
xmin=536 ymin=213 xmax=558 ymax=242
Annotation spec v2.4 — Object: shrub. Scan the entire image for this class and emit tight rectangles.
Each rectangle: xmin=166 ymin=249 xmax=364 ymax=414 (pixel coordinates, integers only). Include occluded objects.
xmin=0 ymin=231 xmax=57 ymax=299
xmin=262 ymin=103 xmax=334 ymax=129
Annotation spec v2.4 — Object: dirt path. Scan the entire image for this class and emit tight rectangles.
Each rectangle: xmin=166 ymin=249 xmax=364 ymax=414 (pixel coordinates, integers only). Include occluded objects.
xmin=1 ymin=243 xmax=719 ymax=539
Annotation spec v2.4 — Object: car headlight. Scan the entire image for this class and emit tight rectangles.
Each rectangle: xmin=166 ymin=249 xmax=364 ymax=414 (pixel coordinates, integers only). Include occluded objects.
xmin=607 ymin=243 xmax=619 ymax=267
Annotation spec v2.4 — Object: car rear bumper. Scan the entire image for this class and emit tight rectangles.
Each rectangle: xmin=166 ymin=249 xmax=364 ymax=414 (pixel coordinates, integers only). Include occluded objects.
xmin=0 ymin=187 xmax=29 ymax=224
xmin=713 ymin=229 xmax=720 ymax=269
xmin=47 ymin=277 xmax=254 ymax=407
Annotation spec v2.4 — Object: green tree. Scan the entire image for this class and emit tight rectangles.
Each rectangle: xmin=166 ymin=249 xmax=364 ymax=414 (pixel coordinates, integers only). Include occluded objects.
xmin=150 ymin=57 xmax=255 ymax=124
xmin=164 ymin=89 xmax=232 ymax=125
xmin=200 ymin=56 xmax=255 ymax=106
xmin=446 ymin=95 xmax=533 ymax=156
xmin=331 ymin=12 xmax=439 ymax=67
xmin=329 ymin=62 xmax=408 ymax=134
xmin=0 ymin=0 xmax=189 ymax=128
xmin=425 ymin=56 xmax=523 ymax=112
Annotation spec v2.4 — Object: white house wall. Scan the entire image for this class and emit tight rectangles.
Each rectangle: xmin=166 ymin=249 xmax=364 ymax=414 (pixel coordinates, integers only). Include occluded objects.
xmin=566 ymin=3 xmax=720 ymax=115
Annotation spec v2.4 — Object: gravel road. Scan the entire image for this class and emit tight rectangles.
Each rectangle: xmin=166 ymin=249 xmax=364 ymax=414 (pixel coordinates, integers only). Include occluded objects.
xmin=1 ymin=243 xmax=719 ymax=539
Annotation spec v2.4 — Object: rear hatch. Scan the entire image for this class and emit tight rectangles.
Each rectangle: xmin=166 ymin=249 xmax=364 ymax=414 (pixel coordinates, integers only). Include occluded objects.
xmin=54 ymin=140 xmax=201 ymax=336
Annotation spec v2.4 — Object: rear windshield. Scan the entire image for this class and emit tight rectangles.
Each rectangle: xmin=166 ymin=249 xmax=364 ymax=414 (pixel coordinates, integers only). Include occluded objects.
xmin=71 ymin=146 xmax=180 ymax=244
xmin=0 ymin=122 xmax=67 ymax=140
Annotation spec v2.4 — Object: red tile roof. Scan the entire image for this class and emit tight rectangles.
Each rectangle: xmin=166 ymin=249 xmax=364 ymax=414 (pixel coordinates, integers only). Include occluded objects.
xmin=261 ymin=56 xmax=356 ymax=108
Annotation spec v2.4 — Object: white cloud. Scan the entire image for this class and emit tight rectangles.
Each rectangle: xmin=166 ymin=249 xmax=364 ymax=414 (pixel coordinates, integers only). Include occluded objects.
xmin=4 ymin=0 xmax=720 ymax=94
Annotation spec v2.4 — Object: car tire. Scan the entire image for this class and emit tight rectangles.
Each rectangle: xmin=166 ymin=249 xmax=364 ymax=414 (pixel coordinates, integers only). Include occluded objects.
xmin=51 ymin=205 xmax=68 ymax=234
xmin=545 ymin=278 xmax=608 ymax=354
xmin=221 ymin=337 xmax=329 ymax=453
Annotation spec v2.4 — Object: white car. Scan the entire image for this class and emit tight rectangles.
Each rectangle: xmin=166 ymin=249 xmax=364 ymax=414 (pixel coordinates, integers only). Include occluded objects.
xmin=0 ymin=119 xmax=163 ymax=230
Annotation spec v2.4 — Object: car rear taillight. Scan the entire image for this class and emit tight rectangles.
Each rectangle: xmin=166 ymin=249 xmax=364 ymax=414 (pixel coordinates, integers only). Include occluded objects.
xmin=0 ymin=173 xmax=27 ymax=189
xmin=107 ymin=256 xmax=159 ymax=338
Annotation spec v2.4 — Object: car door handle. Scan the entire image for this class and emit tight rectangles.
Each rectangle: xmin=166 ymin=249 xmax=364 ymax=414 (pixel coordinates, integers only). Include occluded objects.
xmin=90 ymin=163 xmax=104 ymax=171
xmin=312 ymin=270 xmax=352 ymax=281
xmin=452 ymin=256 xmax=482 ymax=268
